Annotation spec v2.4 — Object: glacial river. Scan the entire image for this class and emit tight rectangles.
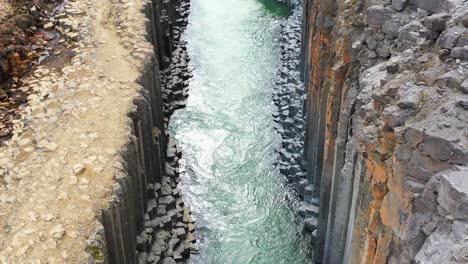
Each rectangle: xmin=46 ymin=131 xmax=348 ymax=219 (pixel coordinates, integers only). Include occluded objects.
xmin=168 ymin=0 xmax=312 ymax=263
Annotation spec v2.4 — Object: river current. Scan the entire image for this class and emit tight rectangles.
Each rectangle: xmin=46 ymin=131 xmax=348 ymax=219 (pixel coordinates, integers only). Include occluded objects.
xmin=168 ymin=0 xmax=313 ymax=263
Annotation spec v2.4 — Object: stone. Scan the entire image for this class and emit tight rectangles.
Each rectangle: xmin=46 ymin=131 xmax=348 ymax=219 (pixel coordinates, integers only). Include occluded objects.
xmin=304 ymin=217 xmax=318 ymax=231
xmin=396 ymin=84 xmax=422 ymax=110
xmin=50 ymin=224 xmax=65 ymax=238
xmin=437 ymin=48 xmax=450 ymax=60
xmin=398 ymin=21 xmax=423 ymax=43
xmin=376 ymin=43 xmax=391 ymax=58
xmin=463 ymin=12 xmax=468 ymax=28
xmin=416 ymin=0 xmax=449 ymax=14
xmin=161 ymin=257 xmax=176 ymax=264
xmin=42 ymin=213 xmax=55 ymax=221
xmin=175 ymin=228 xmax=186 ymax=239
xmin=419 ymin=135 xmax=454 ymax=161
xmin=188 ymin=223 xmax=195 ymax=232
xmin=189 ymin=243 xmax=200 ymax=254
xmin=456 ymin=35 xmax=468 ymax=47
xmin=386 ymin=62 xmax=399 ymax=74
xmin=436 ymin=70 xmax=464 ymax=89
xmin=186 ymin=232 xmax=196 ymax=243
xmin=366 ymin=5 xmax=396 ymax=28
xmin=437 ymin=168 xmax=468 ymax=219
xmin=311 ymin=229 xmax=317 ymax=242
xmin=419 ymin=27 xmax=440 ymax=40
xmin=73 ymin=164 xmax=85 ymax=175
xmin=422 ymin=13 xmax=450 ymax=32
xmin=456 ymin=99 xmax=468 ymax=110
xmin=450 ymin=46 xmax=468 ymax=60
xmin=159 ymin=195 xmax=175 ymax=206
xmin=304 ymin=184 xmax=314 ymax=202
xmin=43 ymin=22 xmax=54 ymax=30
xmin=45 ymin=142 xmax=58 ymax=151
xmin=66 ymin=32 xmax=79 ymax=41
xmin=437 ymin=27 xmax=463 ymax=49
xmin=366 ymin=37 xmax=378 ymax=50
xmin=391 ymin=0 xmax=408 ymax=12
xmin=459 ymin=79 xmax=468 ymax=94
xmin=383 ymin=105 xmax=413 ymax=128
xmin=382 ymin=21 xmax=400 ymax=38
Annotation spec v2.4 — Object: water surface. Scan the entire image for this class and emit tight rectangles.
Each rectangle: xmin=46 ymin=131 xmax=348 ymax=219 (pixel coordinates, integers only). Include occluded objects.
xmin=169 ymin=0 xmax=312 ymax=263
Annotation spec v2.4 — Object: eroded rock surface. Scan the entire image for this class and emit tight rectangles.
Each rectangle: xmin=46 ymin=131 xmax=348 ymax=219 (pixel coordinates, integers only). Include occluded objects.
xmin=300 ymin=0 xmax=468 ymax=263
xmin=0 ymin=0 xmax=194 ymax=263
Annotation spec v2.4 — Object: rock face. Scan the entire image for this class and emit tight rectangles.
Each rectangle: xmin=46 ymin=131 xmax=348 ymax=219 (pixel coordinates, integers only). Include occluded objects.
xmin=97 ymin=0 xmax=196 ymax=263
xmin=299 ymin=0 xmax=468 ymax=263
xmin=0 ymin=0 xmax=194 ymax=263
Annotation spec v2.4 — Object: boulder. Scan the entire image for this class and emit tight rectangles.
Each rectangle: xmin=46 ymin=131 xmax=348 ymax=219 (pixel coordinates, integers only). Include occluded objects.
xmin=391 ymin=0 xmax=408 ymax=12
xmin=304 ymin=217 xmax=318 ymax=231
xmin=417 ymin=0 xmax=449 ymax=14
xmin=422 ymin=13 xmax=450 ymax=32
xmin=396 ymin=84 xmax=422 ymax=110
xmin=366 ymin=5 xmax=396 ymax=28
xmin=437 ymin=27 xmax=463 ymax=49
xmin=436 ymin=70 xmax=464 ymax=89
xmin=460 ymin=79 xmax=468 ymax=94
xmin=463 ymin=12 xmax=468 ymax=28
xmin=437 ymin=168 xmax=468 ymax=219
xmin=382 ymin=21 xmax=400 ymax=38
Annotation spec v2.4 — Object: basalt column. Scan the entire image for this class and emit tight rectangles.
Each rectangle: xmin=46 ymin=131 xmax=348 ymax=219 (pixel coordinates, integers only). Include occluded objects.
xmin=302 ymin=0 xmax=359 ymax=262
xmin=301 ymin=0 xmax=468 ymax=263
xmin=100 ymin=0 xmax=195 ymax=263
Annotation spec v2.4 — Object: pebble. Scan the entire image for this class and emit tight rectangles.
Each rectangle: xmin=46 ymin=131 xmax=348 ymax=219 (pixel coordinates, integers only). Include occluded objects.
xmin=50 ymin=225 xmax=65 ymax=238
xmin=43 ymin=22 xmax=54 ymax=30
xmin=42 ymin=213 xmax=55 ymax=221
xmin=72 ymin=164 xmax=85 ymax=175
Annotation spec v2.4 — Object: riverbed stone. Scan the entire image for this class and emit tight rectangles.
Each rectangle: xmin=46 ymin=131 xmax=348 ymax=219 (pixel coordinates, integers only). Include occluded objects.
xmin=304 ymin=217 xmax=318 ymax=231
xmin=162 ymin=257 xmax=177 ymax=264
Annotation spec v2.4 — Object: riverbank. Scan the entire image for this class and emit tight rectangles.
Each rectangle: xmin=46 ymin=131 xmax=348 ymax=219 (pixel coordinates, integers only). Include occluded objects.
xmin=272 ymin=0 xmax=320 ymax=242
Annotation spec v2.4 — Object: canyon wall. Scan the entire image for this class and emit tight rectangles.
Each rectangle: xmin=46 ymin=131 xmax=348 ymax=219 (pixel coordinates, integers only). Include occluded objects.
xmin=301 ymin=0 xmax=468 ymax=263
xmin=0 ymin=0 xmax=193 ymax=263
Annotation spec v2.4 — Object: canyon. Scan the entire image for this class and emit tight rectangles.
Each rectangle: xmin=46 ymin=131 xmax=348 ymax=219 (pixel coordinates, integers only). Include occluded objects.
xmin=0 ymin=0 xmax=467 ymax=263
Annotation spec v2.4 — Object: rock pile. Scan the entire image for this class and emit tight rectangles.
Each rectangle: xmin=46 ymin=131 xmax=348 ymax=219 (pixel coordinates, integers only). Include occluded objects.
xmin=272 ymin=1 xmax=319 ymax=235
xmin=137 ymin=0 xmax=197 ymax=263
xmin=137 ymin=137 xmax=198 ymax=264
xmin=162 ymin=0 xmax=192 ymax=126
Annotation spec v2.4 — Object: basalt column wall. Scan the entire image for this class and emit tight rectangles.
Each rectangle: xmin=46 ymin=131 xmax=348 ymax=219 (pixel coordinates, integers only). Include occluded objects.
xmin=302 ymin=0 xmax=468 ymax=263
xmin=94 ymin=0 xmax=193 ymax=263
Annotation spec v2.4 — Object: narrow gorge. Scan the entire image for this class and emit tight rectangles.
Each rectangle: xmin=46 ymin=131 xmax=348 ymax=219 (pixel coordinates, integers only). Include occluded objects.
xmin=0 ymin=0 xmax=467 ymax=263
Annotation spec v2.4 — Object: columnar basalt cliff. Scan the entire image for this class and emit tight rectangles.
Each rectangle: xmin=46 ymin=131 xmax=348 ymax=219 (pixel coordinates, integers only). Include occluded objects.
xmin=273 ymin=0 xmax=324 ymax=236
xmin=300 ymin=0 xmax=468 ymax=263
xmin=0 ymin=0 xmax=194 ymax=263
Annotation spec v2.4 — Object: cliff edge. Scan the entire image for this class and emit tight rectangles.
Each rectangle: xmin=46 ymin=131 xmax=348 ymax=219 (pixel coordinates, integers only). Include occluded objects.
xmin=302 ymin=0 xmax=468 ymax=263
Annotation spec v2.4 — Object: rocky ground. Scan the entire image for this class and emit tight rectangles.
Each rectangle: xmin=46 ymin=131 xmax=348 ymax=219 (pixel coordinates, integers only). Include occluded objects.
xmin=300 ymin=0 xmax=468 ymax=262
xmin=0 ymin=0 xmax=77 ymax=144
xmin=0 ymin=0 xmax=196 ymax=262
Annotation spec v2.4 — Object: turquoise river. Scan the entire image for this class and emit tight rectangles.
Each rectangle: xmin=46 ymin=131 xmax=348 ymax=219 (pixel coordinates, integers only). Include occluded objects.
xmin=168 ymin=0 xmax=313 ymax=263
